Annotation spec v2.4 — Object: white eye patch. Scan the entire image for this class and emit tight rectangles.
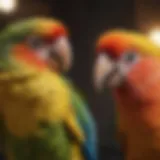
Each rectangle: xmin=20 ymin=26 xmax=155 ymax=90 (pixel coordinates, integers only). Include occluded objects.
xmin=35 ymin=46 xmax=51 ymax=60
xmin=117 ymin=52 xmax=140 ymax=75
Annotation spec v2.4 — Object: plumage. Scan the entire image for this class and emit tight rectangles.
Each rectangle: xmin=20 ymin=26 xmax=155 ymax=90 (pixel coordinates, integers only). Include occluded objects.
xmin=40 ymin=15 xmax=98 ymax=160
xmin=63 ymin=77 xmax=97 ymax=160
xmin=0 ymin=17 xmax=84 ymax=160
xmin=94 ymin=29 xmax=160 ymax=160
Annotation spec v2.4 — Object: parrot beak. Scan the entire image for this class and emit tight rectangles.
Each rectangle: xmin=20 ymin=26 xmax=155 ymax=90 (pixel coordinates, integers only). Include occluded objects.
xmin=51 ymin=36 xmax=73 ymax=72
xmin=93 ymin=53 xmax=124 ymax=91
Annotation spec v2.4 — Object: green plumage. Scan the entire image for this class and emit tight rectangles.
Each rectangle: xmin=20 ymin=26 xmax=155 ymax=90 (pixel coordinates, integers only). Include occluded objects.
xmin=62 ymin=76 xmax=97 ymax=160
xmin=0 ymin=18 xmax=85 ymax=160
xmin=6 ymin=122 xmax=71 ymax=160
xmin=0 ymin=70 xmax=75 ymax=160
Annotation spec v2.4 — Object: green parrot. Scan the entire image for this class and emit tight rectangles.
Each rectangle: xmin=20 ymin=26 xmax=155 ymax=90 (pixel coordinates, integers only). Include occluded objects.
xmin=44 ymin=19 xmax=98 ymax=160
xmin=0 ymin=17 xmax=84 ymax=160
xmin=93 ymin=29 xmax=160 ymax=160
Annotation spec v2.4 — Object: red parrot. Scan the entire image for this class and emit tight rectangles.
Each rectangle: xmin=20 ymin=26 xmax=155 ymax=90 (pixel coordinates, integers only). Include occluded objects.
xmin=93 ymin=30 xmax=160 ymax=160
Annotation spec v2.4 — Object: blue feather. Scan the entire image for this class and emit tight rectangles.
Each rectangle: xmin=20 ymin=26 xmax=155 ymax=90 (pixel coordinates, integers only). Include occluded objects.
xmin=71 ymin=88 xmax=98 ymax=160
xmin=61 ymin=76 xmax=97 ymax=160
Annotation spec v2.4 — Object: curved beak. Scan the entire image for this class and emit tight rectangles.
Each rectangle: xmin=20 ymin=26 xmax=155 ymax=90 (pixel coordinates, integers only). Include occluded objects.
xmin=93 ymin=53 xmax=124 ymax=91
xmin=93 ymin=54 xmax=114 ymax=91
xmin=52 ymin=36 xmax=73 ymax=72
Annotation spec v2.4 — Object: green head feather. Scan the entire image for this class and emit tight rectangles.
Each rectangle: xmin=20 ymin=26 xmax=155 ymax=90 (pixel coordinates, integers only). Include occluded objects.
xmin=0 ymin=18 xmax=39 ymax=69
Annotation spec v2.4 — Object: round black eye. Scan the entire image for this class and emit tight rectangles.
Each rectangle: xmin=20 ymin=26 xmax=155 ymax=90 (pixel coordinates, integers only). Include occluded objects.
xmin=124 ymin=52 xmax=137 ymax=62
xmin=26 ymin=36 xmax=44 ymax=49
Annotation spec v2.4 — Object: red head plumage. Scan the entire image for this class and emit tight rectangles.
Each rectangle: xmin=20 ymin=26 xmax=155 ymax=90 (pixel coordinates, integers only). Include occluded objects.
xmin=96 ymin=31 xmax=132 ymax=59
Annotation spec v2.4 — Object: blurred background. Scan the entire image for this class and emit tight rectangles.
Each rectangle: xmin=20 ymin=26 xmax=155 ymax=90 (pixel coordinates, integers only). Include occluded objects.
xmin=0 ymin=0 xmax=159 ymax=159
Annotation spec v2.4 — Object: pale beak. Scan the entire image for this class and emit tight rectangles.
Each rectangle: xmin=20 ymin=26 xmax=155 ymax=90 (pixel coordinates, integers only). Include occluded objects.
xmin=52 ymin=36 xmax=73 ymax=72
xmin=93 ymin=53 xmax=125 ymax=91
xmin=93 ymin=54 xmax=114 ymax=91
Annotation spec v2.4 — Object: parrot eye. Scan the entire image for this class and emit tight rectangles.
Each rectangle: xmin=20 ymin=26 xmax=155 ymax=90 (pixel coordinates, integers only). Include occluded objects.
xmin=26 ymin=35 xmax=44 ymax=49
xmin=122 ymin=52 xmax=138 ymax=63
xmin=25 ymin=35 xmax=51 ymax=60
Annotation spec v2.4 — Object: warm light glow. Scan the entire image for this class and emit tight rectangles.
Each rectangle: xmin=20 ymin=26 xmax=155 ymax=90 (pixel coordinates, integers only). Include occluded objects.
xmin=0 ymin=0 xmax=17 ymax=13
xmin=148 ymin=28 xmax=160 ymax=46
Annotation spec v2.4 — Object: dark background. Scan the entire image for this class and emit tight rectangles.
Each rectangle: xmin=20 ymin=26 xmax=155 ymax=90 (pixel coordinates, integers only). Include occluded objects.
xmin=0 ymin=0 xmax=157 ymax=159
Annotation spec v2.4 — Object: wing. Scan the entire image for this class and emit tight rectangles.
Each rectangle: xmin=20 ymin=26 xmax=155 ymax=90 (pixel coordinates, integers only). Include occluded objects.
xmin=63 ymin=77 xmax=97 ymax=160
xmin=0 ymin=71 xmax=84 ymax=160
xmin=72 ymin=90 xmax=97 ymax=160
xmin=63 ymin=104 xmax=85 ymax=144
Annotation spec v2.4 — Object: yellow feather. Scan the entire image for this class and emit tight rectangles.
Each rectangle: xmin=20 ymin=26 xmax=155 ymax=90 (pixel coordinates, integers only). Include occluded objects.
xmin=0 ymin=69 xmax=71 ymax=137
xmin=99 ymin=29 xmax=160 ymax=57
xmin=32 ymin=18 xmax=66 ymax=36
xmin=71 ymin=142 xmax=84 ymax=160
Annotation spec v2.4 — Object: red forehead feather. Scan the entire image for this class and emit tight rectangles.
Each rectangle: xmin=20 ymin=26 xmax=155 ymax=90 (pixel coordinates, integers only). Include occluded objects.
xmin=47 ymin=25 xmax=68 ymax=41
xmin=96 ymin=34 xmax=131 ymax=59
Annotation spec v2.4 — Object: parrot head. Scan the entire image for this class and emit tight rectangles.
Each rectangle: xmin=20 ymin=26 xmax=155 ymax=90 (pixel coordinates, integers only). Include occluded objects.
xmin=0 ymin=17 xmax=73 ymax=72
xmin=93 ymin=30 xmax=160 ymax=104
